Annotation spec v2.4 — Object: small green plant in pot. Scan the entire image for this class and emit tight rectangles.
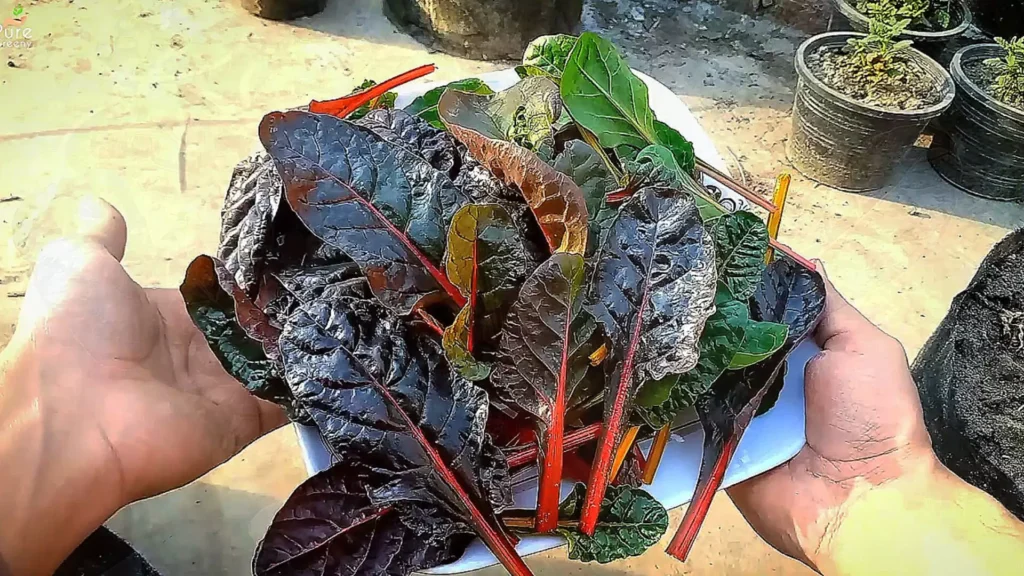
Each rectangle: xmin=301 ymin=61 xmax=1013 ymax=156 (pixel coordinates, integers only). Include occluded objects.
xmin=831 ymin=0 xmax=972 ymax=45
xmin=929 ymin=37 xmax=1024 ymax=201
xmin=789 ymin=19 xmax=955 ymax=191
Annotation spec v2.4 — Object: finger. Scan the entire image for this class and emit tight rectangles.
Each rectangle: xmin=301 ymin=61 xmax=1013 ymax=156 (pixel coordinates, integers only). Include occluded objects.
xmin=813 ymin=269 xmax=883 ymax=351
xmin=71 ymin=196 xmax=127 ymax=261
xmin=256 ymin=399 xmax=289 ymax=436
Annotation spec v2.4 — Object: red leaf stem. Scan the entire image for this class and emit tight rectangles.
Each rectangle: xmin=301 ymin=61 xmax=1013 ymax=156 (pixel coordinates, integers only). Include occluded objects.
xmin=309 ymin=64 xmax=437 ymax=118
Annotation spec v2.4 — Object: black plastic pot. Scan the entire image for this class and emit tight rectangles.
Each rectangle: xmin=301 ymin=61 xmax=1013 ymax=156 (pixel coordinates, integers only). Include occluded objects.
xmin=969 ymin=0 xmax=1024 ymax=38
xmin=831 ymin=0 xmax=973 ymax=43
xmin=929 ymin=44 xmax=1024 ymax=202
xmin=788 ymin=32 xmax=955 ymax=192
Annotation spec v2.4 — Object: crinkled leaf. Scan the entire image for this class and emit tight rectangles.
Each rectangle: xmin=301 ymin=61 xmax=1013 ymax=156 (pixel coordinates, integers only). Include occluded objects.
xmin=356 ymin=108 xmax=461 ymax=179
xmin=561 ymin=32 xmax=657 ymax=151
xmin=437 ymin=77 xmax=563 ymax=162
xmin=654 ymin=119 xmax=696 ymax=174
xmin=405 ymin=78 xmax=494 ymax=130
xmin=260 ymin=110 xmax=471 ymax=314
xmin=552 ymin=140 xmax=619 ymax=253
xmin=522 ymin=34 xmax=578 ymax=79
xmin=633 ymin=295 xmax=747 ymax=428
xmin=669 ymin=258 xmax=826 ymax=561
xmin=180 ymin=255 xmax=296 ymax=411
xmin=217 ymin=152 xmax=284 ymax=295
xmin=254 ymin=461 xmax=470 ymax=576
xmin=440 ymin=92 xmax=590 ymax=256
xmin=728 ymin=320 xmax=789 ymax=369
xmin=713 ymin=211 xmax=770 ymax=301
xmin=625 ymin=144 xmax=685 ymax=190
xmin=442 ymin=204 xmax=531 ymax=381
xmin=556 ymin=483 xmax=668 ymax=564
xmin=279 ymin=296 xmax=527 ymax=568
xmin=492 ymin=253 xmax=602 ymax=530
xmin=582 ymin=188 xmax=716 ymax=528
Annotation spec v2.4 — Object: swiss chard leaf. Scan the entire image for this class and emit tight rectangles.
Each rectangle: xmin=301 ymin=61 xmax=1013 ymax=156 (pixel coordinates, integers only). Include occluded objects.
xmin=712 ymin=211 xmax=770 ymax=301
xmin=561 ymin=32 xmax=657 ymax=151
xmin=356 ymin=108 xmax=461 ymax=180
xmin=437 ymin=77 xmax=563 ymax=162
xmin=217 ymin=152 xmax=284 ymax=295
xmin=728 ymin=320 xmax=789 ymax=369
xmin=405 ymin=78 xmax=495 ymax=130
xmin=581 ymin=188 xmax=717 ymax=534
xmin=254 ymin=461 xmax=471 ymax=576
xmin=551 ymin=140 xmax=619 ymax=252
xmin=180 ymin=255 xmax=297 ymax=412
xmin=491 ymin=253 xmax=602 ymax=532
xmin=667 ymin=258 xmax=826 ymax=562
xmin=345 ymin=79 xmax=398 ymax=121
xmin=624 ymin=144 xmax=685 ymax=190
xmin=556 ymin=483 xmax=668 ymax=564
xmin=653 ymin=120 xmax=696 ymax=174
xmin=633 ymin=295 xmax=748 ymax=428
xmin=442 ymin=204 xmax=531 ymax=381
xmin=522 ymin=34 xmax=578 ymax=78
xmin=279 ymin=296 xmax=532 ymax=574
xmin=439 ymin=91 xmax=590 ymax=256
xmin=260 ymin=110 xmax=471 ymax=314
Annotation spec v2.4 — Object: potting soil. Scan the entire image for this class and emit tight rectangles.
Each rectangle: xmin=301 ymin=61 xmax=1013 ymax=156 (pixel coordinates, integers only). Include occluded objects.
xmin=913 ymin=229 xmax=1024 ymax=520
xmin=808 ymin=46 xmax=943 ymax=110
xmin=963 ymin=59 xmax=1024 ymax=112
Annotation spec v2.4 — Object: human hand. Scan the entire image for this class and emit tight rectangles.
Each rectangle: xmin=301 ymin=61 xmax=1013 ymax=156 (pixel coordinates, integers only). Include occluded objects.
xmin=0 ymin=197 xmax=285 ymax=574
xmin=727 ymin=264 xmax=938 ymax=569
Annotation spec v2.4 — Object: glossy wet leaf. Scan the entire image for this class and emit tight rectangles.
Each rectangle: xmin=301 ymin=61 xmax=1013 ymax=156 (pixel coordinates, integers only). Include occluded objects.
xmin=356 ymin=108 xmax=461 ymax=180
xmin=624 ymin=144 xmax=685 ymax=190
xmin=437 ymin=77 xmax=563 ymax=162
xmin=556 ymin=483 xmax=668 ymax=563
xmin=561 ymin=32 xmax=657 ymax=151
xmin=260 ymin=110 xmax=471 ymax=314
xmin=405 ymin=78 xmax=494 ymax=130
xmin=180 ymin=255 xmax=294 ymax=409
xmin=491 ymin=253 xmax=602 ymax=530
xmin=443 ymin=204 xmax=531 ymax=381
xmin=551 ymin=140 xmax=620 ymax=252
xmin=254 ymin=462 xmax=470 ymax=576
xmin=217 ymin=152 xmax=284 ymax=295
xmin=669 ymin=258 xmax=826 ymax=561
xmin=279 ymin=295 xmax=529 ymax=570
xmin=633 ymin=296 xmax=747 ymax=428
xmin=440 ymin=91 xmax=590 ymax=255
xmin=522 ymin=34 xmax=578 ymax=78
xmin=713 ymin=211 xmax=770 ymax=301
xmin=581 ymin=188 xmax=717 ymax=531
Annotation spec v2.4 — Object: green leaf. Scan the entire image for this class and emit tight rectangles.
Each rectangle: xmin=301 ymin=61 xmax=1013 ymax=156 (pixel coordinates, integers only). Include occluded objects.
xmin=522 ymin=34 xmax=579 ymax=79
xmin=443 ymin=204 xmax=532 ymax=380
xmin=515 ymin=64 xmax=554 ymax=79
xmin=654 ymin=119 xmax=696 ymax=173
xmin=404 ymin=78 xmax=494 ymax=129
xmin=728 ymin=320 xmax=789 ymax=369
xmin=437 ymin=76 xmax=563 ymax=162
xmin=552 ymin=140 xmax=620 ymax=251
xmin=712 ymin=211 xmax=770 ymax=301
xmin=13 ymin=4 xmax=24 ymax=16
xmin=625 ymin=144 xmax=685 ymax=189
xmin=634 ymin=294 xmax=747 ymax=428
xmin=561 ymin=32 xmax=657 ymax=151
xmin=556 ymin=483 xmax=668 ymax=563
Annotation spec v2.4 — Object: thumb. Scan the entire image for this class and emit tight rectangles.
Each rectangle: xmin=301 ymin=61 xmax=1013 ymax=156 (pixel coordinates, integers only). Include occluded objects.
xmin=71 ymin=196 xmax=127 ymax=262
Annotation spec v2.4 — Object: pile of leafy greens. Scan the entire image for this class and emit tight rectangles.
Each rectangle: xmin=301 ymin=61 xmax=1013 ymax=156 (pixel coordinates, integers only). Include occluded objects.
xmin=182 ymin=32 xmax=826 ymax=575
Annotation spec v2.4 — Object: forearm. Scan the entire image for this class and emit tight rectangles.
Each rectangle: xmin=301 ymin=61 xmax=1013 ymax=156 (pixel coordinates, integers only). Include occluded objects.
xmin=0 ymin=342 xmax=123 ymax=576
xmin=818 ymin=459 xmax=1024 ymax=576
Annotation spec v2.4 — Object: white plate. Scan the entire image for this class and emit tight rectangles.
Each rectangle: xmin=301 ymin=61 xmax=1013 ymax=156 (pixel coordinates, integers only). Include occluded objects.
xmin=293 ymin=69 xmax=814 ymax=574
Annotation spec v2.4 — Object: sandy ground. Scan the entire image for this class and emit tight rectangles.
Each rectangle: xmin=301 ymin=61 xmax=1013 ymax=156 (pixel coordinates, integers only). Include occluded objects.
xmin=1 ymin=0 xmax=1021 ymax=574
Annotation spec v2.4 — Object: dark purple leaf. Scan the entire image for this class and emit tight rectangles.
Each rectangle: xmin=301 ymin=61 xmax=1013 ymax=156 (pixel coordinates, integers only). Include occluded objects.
xmin=356 ymin=108 xmax=462 ymax=180
xmin=580 ymin=188 xmax=717 ymax=534
xmin=667 ymin=258 xmax=826 ymax=561
xmin=217 ymin=152 xmax=284 ymax=295
xmin=260 ymin=110 xmax=471 ymax=314
xmin=278 ymin=296 xmax=532 ymax=575
xmin=254 ymin=461 xmax=471 ymax=576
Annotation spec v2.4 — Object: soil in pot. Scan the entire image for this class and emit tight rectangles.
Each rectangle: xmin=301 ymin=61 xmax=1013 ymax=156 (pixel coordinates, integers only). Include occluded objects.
xmin=913 ymin=228 xmax=1024 ymax=521
xmin=928 ymin=44 xmax=1024 ymax=201
xmin=807 ymin=44 xmax=943 ymax=110
xmin=789 ymin=33 xmax=954 ymax=192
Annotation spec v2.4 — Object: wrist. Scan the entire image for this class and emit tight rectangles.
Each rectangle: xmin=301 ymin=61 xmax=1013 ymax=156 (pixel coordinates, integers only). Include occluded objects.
xmin=0 ymin=341 xmax=125 ymax=575
xmin=816 ymin=457 xmax=1024 ymax=576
